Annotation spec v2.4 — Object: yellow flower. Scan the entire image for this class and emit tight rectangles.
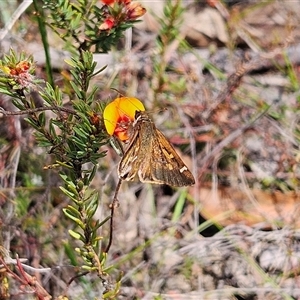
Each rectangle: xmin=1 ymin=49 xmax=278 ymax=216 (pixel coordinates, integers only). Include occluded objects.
xmin=103 ymin=97 xmax=145 ymax=141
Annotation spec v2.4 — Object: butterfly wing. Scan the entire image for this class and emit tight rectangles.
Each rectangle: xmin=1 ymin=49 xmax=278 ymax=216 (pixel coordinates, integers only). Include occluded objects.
xmin=118 ymin=127 xmax=144 ymax=181
xmin=138 ymin=129 xmax=195 ymax=186
xmin=118 ymin=110 xmax=195 ymax=187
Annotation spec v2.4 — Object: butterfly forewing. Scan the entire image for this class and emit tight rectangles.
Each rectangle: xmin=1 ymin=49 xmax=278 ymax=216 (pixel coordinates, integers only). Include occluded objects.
xmin=118 ymin=113 xmax=153 ymax=181
xmin=118 ymin=111 xmax=195 ymax=187
xmin=145 ymin=129 xmax=195 ymax=186
xmin=117 ymin=128 xmax=143 ymax=181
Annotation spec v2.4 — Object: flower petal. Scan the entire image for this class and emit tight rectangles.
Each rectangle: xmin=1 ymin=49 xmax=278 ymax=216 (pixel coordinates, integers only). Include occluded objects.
xmin=103 ymin=97 xmax=145 ymax=139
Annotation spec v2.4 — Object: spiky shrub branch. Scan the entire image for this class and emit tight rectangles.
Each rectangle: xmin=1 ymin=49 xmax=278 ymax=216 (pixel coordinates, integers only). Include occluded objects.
xmin=0 ymin=0 xmax=145 ymax=298
xmin=43 ymin=0 xmax=144 ymax=53
xmin=152 ymin=0 xmax=185 ymax=104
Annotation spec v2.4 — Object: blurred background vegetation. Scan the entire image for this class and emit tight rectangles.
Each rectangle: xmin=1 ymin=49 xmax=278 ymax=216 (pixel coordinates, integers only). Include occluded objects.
xmin=0 ymin=0 xmax=300 ymax=299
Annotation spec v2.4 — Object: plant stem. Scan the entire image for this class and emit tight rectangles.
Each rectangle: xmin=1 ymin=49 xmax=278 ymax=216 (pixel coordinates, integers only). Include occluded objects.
xmin=32 ymin=0 xmax=55 ymax=88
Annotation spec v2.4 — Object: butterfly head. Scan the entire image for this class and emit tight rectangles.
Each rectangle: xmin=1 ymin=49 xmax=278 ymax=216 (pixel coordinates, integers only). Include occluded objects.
xmin=133 ymin=110 xmax=146 ymax=124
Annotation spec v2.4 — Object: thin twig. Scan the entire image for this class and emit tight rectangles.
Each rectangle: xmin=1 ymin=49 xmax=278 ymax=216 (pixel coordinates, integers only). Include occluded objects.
xmin=0 ymin=0 xmax=33 ymax=41
xmin=67 ymin=271 xmax=90 ymax=286
xmin=0 ymin=106 xmax=77 ymax=116
xmin=105 ymin=179 xmax=122 ymax=253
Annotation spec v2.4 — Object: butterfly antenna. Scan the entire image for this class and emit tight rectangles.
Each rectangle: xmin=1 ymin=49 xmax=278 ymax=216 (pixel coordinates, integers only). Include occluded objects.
xmin=110 ymin=88 xmax=125 ymax=97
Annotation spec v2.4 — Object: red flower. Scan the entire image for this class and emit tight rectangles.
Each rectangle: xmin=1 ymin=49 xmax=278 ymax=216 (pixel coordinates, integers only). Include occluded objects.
xmin=99 ymin=16 xmax=115 ymax=30
xmin=0 ymin=60 xmax=34 ymax=89
xmin=126 ymin=2 xmax=146 ymax=20
xmin=101 ymin=0 xmax=115 ymax=5
xmin=99 ymin=0 xmax=146 ymax=31
xmin=9 ymin=61 xmax=31 ymax=76
xmin=101 ymin=0 xmax=131 ymax=5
